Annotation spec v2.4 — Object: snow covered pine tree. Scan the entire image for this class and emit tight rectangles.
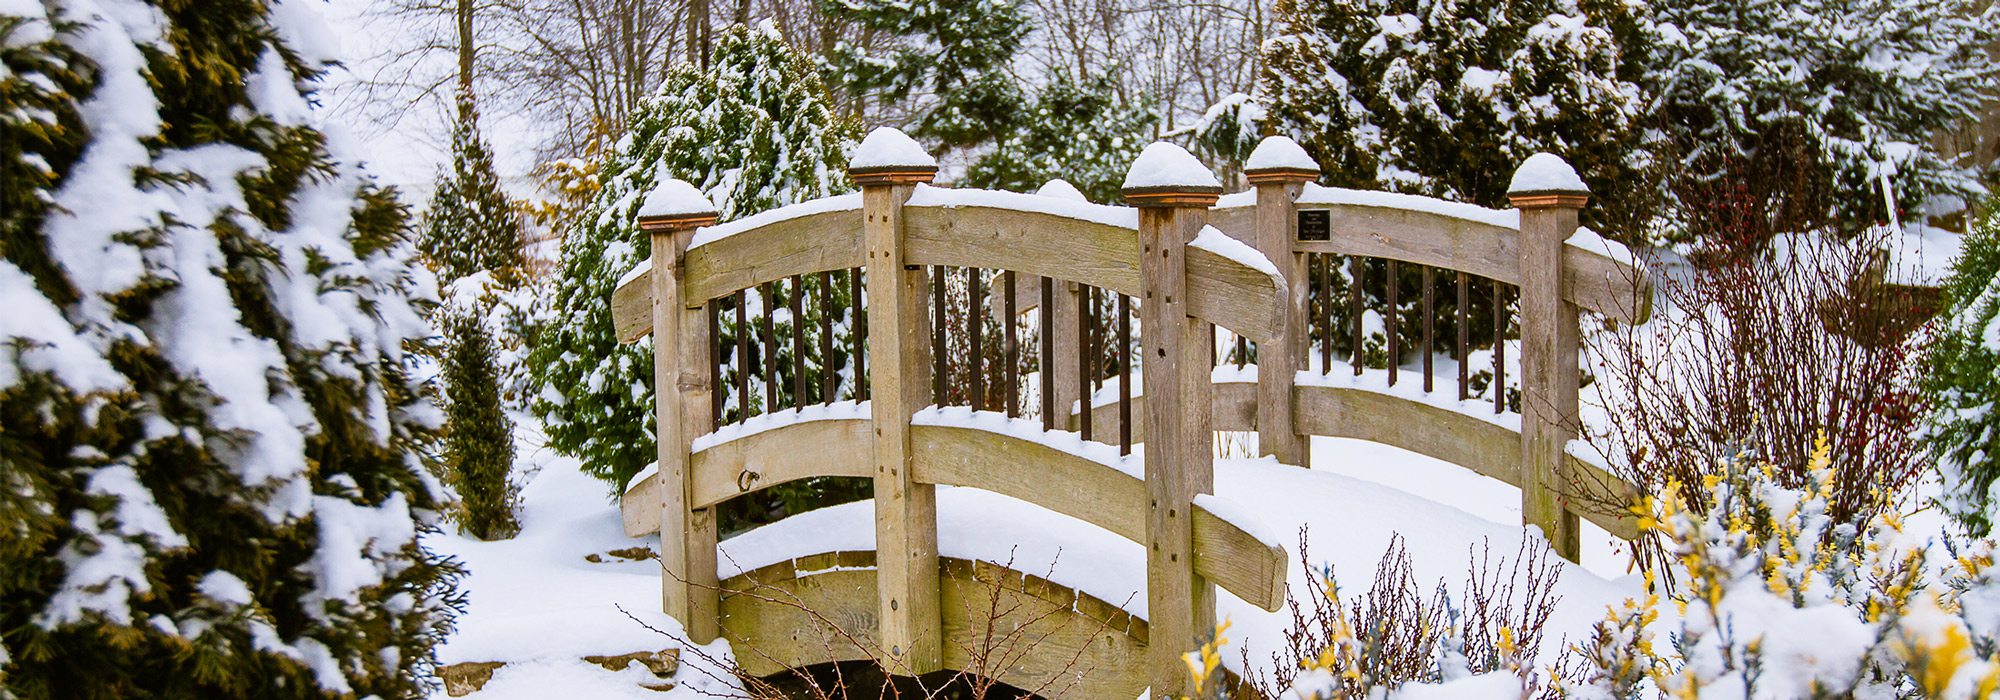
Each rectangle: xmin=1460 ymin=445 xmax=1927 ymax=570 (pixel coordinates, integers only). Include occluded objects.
xmin=1 ymin=0 xmax=457 ymax=697
xmin=529 ymin=22 xmax=856 ymax=500
xmin=825 ymin=0 xmax=1029 ymax=153
xmin=420 ymin=89 xmax=527 ymax=286
xmin=962 ymin=73 xmax=1155 ymax=202
xmin=1926 ymin=208 xmax=2000 ymax=534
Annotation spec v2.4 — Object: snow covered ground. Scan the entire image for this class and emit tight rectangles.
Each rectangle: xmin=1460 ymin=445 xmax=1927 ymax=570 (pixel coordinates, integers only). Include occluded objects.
xmin=429 ymin=418 xmax=1645 ymax=698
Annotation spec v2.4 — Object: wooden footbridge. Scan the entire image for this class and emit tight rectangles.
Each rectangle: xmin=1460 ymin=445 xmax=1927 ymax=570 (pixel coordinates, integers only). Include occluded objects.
xmin=609 ymin=130 xmax=1651 ymax=697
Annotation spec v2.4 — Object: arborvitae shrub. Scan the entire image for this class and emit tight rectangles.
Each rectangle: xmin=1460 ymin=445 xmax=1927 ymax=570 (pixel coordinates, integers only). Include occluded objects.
xmin=421 ymin=90 xmax=528 ymax=285
xmin=440 ymin=309 xmax=520 ymax=540
xmin=0 ymin=0 xmax=458 ymax=696
xmin=1925 ymin=207 xmax=2000 ymax=534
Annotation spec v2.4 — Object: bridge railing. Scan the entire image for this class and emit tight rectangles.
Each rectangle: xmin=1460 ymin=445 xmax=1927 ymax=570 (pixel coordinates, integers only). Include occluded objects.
xmin=612 ymin=131 xmax=1290 ymax=696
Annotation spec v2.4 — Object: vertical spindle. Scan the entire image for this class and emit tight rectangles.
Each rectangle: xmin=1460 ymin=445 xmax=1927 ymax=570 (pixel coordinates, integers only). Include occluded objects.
xmin=791 ymin=275 xmax=806 ymax=409
xmin=852 ymin=268 xmax=867 ymax=401
xmin=1350 ymin=256 xmax=1364 ymax=375
xmin=710 ymin=304 xmax=723 ymax=427
xmin=1078 ymin=286 xmax=1093 ymax=441
xmin=735 ymin=290 xmax=750 ymax=422
xmin=761 ymin=282 xmax=777 ymax=412
xmin=933 ymin=265 xmax=947 ymax=406
xmin=1494 ymin=280 xmax=1506 ymax=415
xmin=969 ymin=268 xmax=984 ymax=410
xmin=1319 ymin=255 xmax=1332 ymax=371
xmin=1118 ymin=293 xmax=1132 ymax=455
xmin=1040 ymin=277 xmax=1055 ymax=430
xmin=820 ymin=272 xmax=835 ymax=403
xmin=1457 ymin=272 xmax=1469 ymax=401
xmin=1005 ymin=271 xmax=1019 ymax=418
xmin=1422 ymin=266 xmax=1434 ymax=394
xmin=1386 ymin=259 xmax=1399 ymax=386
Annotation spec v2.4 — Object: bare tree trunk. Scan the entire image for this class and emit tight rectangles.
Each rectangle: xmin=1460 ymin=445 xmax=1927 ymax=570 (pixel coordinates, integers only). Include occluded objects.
xmin=457 ymin=0 xmax=475 ymax=92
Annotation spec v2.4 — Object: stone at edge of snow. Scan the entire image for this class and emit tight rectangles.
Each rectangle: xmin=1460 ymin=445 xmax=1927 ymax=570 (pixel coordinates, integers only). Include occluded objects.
xmin=1121 ymin=142 xmax=1221 ymax=190
xmin=1243 ymin=136 xmax=1318 ymax=173
xmin=637 ymin=177 xmax=716 ymax=218
xmin=1507 ymin=152 xmax=1589 ymax=195
xmin=1035 ymin=179 xmax=1088 ymax=202
xmin=850 ymin=127 xmax=936 ymax=170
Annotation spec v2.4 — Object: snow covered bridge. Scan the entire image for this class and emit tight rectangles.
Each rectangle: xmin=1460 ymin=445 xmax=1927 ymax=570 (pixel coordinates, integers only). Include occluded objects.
xmin=608 ymin=129 xmax=1651 ymax=697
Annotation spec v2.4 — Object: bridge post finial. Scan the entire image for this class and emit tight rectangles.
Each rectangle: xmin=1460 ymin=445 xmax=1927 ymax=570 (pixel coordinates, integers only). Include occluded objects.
xmin=639 ymin=175 xmax=723 ymax=642
xmin=1242 ymin=136 xmax=1319 ymax=468
xmin=852 ymin=126 xmax=945 ymax=676
xmin=1122 ymin=142 xmax=1222 ymax=698
xmin=1508 ymin=153 xmax=1589 ymax=562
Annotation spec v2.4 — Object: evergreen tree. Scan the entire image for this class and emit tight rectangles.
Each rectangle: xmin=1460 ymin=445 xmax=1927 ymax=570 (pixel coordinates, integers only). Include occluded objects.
xmin=420 ymin=90 xmax=527 ymax=284
xmin=963 ymin=74 xmax=1156 ymax=202
xmin=1645 ymin=0 xmax=1996 ymax=242
xmin=1260 ymin=0 xmax=1651 ymax=241
xmin=529 ymin=22 xmax=857 ymax=492
xmin=1924 ymin=207 xmax=2000 ymax=534
xmin=1 ymin=0 xmax=457 ymax=697
xmin=438 ymin=309 xmax=519 ymax=540
xmin=825 ymin=0 xmax=1029 ymax=151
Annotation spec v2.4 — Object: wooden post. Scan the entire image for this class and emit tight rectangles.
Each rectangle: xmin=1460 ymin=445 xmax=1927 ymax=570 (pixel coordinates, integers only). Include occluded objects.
xmin=1508 ymin=154 xmax=1587 ymax=562
xmin=639 ymin=184 xmax=722 ymax=643
xmin=852 ymin=129 xmax=942 ymax=675
xmin=1243 ymin=137 xmax=1318 ymax=468
xmin=1124 ymin=144 xmax=1223 ymax=698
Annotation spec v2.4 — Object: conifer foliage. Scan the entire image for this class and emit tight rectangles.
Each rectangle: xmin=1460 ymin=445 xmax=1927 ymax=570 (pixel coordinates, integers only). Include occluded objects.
xmin=438 ymin=310 xmax=520 ymax=540
xmin=529 ymin=22 xmax=856 ymax=491
xmin=1 ymin=0 xmax=456 ymax=697
xmin=826 ymin=0 xmax=1030 ymax=151
xmin=1925 ymin=208 xmax=2000 ymax=535
xmin=421 ymin=90 xmax=527 ymax=284
xmin=962 ymin=74 xmax=1156 ymax=202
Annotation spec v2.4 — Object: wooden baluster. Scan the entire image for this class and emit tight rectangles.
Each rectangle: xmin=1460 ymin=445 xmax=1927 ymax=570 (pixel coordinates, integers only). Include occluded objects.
xmin=735 ymin=289 xmax=749 ymax=421
xmin=1247 ymin=153 xmax=1315 ymax=467
xmin=1005 ymin=271 xmax=1019 ymax=418
xmin=760 ymin=282 xmax=777 ymax=413
xmin=710 ymin=304 xmax=723 ymax=427
xmin=820 ymin=271 xmax=835 ymax=403
xmin=1494 ymin=280 xmax=1506 ymax=415
xmin=1118 ymin=293 xmax=1132 ymax=455
xmin=791 ymin=275 xmax=806 ymax=410
xmin=855 ymin=150 xmax=941 ymax=672
xmin=1319 ymin=254 xmax=1332 ymax=371
xmin=1041 ymin=277 xmax=1056 ymax=430
xmin=969 ymin=267 xmax=984 ymax=410
xmin=1350 ymin=256 xmax=1364 ymax=375
xmin=1124 ymin=166 xmax=1221 ymax=698
xmin=1422 ymin=266 xmax=1434 ymax=394
xmin=853 ymin=268 xmax=867 ymax=401
xmin=933 ymin=265 xmax=947 ymax=406
xmin=1457 ymin=271 xmax=1469 ymax=402
xmin=639 ymin=197 xmax=721 ymax=643
xmin=1512 ymin=167 xmax=1589 ymax=561
xmin=1078 ymin=286 xmax=1093 ymax=442
xmin=1386 ymin=259 xmax=1399 ymax=386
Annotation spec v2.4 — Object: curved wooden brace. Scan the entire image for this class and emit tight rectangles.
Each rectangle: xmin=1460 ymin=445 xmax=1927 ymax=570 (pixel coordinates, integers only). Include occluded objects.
xmin=909 ymin=424 xmax=1287 ymax=612
xmin=1292 ymin=384 xmax=1641 ymax=540
xmin=721 ymin=552 xmax=1149 ymax=699
xmin=625 ymin=418 xmax=1289 ymax=611
xmin=611 ymin=208 xmax=864 ymax=342
xmin=1207 ymin=201 xmax=1651 ymax=324
xmin=903 ymin=205 xmax=1287 ymax=342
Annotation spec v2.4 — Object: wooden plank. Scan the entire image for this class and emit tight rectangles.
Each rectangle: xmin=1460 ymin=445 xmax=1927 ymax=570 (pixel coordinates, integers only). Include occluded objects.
xmin=649 ymin=222 xmax=721 ymax=643
xmin=863 ymin=182 xmax=942 ymax=674
xmin=690 ymin=419 xmax=874 ymax=508
xmin=909 ymin=424 xmax=1286 ymax=611
xmin=684 ymin=209 xmax=867 ymax=303
xmin=1291 ymin=384 xmax=1638 ymax=540
xmin=1255 ymin=181 xmax=1308 ymax=467
xmin=1073 ymin=381 xmax=1259 ymax=443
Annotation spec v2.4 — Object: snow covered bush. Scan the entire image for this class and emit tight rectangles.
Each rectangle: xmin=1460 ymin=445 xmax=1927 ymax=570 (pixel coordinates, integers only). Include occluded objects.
xmin=0 ymin=0 xmax=458 ymax=696
xmin=1259 ymin=0 xmax=1652 ymax=242
xmin=527 ymin=21 xmax=856 ymax=492
xmin=825 ymin=0 xmax=1029 ymax=152
xmin=1924 ymin=206 xmax=2000 ymax=534
xmin=420 ymin=90 xmax=527 ymax=286
xmin=437 ymin=309 xmax=519 ymax=540
xmin=1565 ymin=438 xmax=2000 ymax=699
xmin=962 ymin=74 xmax=1156 ymax=202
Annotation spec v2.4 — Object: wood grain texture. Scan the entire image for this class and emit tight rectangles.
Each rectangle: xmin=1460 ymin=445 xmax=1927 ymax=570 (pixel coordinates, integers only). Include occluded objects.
xmin=1516 ymin=202 xmax=1584 ymax=560
xmin=649 ymin=225 xmax=721 ymax=642
xmin=720 ymin=554 xmax=1149 ymax=699
xmin=1073 ymin=381 xmax=1258 ymax=443
xmin=1253 ymin=181 xmax=1308 ymax=466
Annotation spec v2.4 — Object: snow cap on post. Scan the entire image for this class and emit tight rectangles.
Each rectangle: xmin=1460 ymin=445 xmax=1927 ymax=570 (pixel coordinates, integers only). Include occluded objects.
xmin=1035 ymin=179 xmax=1089 ymax=202
xmin=637 ymin=176 xmax=719 ymax=232
xmin=1243 ymin=135 xmax=1319 ymax=185
xmin=1507 ymin=153 xmax=1590 ymax=208
xmin=849 ymin=127 xmax=938 ymax=186
xmin=1121 ymin=141 xmax=1223 ymax=207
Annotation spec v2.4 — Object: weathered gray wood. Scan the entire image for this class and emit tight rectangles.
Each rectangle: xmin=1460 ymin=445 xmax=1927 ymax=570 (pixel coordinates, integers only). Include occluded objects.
xmin=1073 ymin=381 xmax=1259 ymax=443
xmin=1134 ymin=197 xmax=1216 ymax=698
xmin=720 ymin=554 xmax=1150 ymax=700
xmin=1254 ymin=179 xmax=1309 ymax=466
xmin=1208 ymin=202 xmax=1650 ymax=323
xmin=862 ymin=180 xmax=942 ymax=674
xmin=1514 ymin=194 xmax=1585 ymax=561
xmin=648 ymin=218 xmax=722 ymax=644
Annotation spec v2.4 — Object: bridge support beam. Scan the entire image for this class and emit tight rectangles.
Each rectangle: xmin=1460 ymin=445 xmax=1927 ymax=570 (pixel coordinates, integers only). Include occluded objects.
xmin=641 ymin=187 xmax=722 ymax=643
xmin=1510 ymin=156 xmax=1588 ymax=562
xmin=853 ymin=137 xmax=943 ymax=675
xmin=1245 ymin=144 xmax=1319 ymax=468
xmin=1125 ymin=145 xmax=1224 ymax=697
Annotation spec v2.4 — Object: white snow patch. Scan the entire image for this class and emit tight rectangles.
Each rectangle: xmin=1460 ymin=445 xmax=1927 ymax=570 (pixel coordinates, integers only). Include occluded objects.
xmin=1298 ymin=183 xmax=1521 ymax=229
xmin=1122 ymin=142 xmax=1221 ymax=191
xmin=1193 ymin=493 xmax=1285 ymax=552
xmin=690 ymin=401 xmax=873 ymax=453
xmin=1508 ymin=153 xmax=1588 ymax=194
xmin=1243 ymin=136 xmax=1317 ymax=173
xmin=1192 ymin=224 xmax=1282 ymax=278
xmin=907 ymin=184 xmax=1137 ymax=229
xmin=850 ymin=127 xmax=936 ymax=170
xmin=615 ymin=258 xmax=652 ymax=291
xmin=637 ymin=177 xmax=715 ymax=219
xmin=1035 ymin=178 xmax=1089 ymax=202
xmin=686 ymin=193 xmax=862 ymax=250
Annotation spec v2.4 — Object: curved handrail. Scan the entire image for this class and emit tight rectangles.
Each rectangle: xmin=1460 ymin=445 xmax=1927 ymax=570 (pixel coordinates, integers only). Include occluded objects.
xmin=622 ymin=415 xmax=1289 ymax=612
xmin=1209 ymin=185 xmax=1651 ymax=324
